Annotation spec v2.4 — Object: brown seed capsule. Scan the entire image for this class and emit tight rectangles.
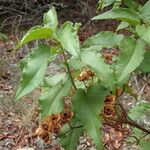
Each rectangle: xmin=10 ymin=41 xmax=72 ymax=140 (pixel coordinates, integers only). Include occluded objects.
xmin=116 ymin=87 xmax=123 ymax=96
xmin=35 ymin=127 xmax=51 ymax=143
xmin=60 ymin=109 xmax=73 ymax=125
xmin=103 ymin=105 xmax=115 ymax=117
xmin=77 ymin=69 xmax=94 ymax=81
xmin=104 ymin=95 xmax=116 ymax=104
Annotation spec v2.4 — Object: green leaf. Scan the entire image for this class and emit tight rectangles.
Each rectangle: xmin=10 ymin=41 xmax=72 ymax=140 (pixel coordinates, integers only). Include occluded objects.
xmin=129 ymin=102 xmax=150 ymax=120
xmin=19 ymin=46 xmax=58 ymax=71
xmin=60 ymin=119 xmax=83 ymax=150
xmin=43 ymin=73 xmax=66 ymax=87
xmin=39 ymin=78 xmax=71 ymax=118
xmin=139 ymin=140 xmax=150 ymax=150
xmin=138 ymin=51 xmax=150 ymax=73
xmin=136 ymin=25 xmax=150 ymax=43
xmin=75 ymin=80 xmax=85 ymax=89
xmin=98 ymin=0 xmax=116 ymax=10
xmin=56 ymin=21 xmax=81 ymax=57
xmin=140 ymin=0 xmax=150 ymax=23
xmin=123 ymin=0 xmax=138 ymax=10
xmin=82 ymin=32 xmax=124 ymax=51
xmin=115 ymin=37 xmax=146 ymax=84
xmin=69 ymin=56 xmax=86 ymax=70
xmin=116 ymin=21 xmax=129 ymax=31
xmin=92 ymin=8 xmax=141 ymax=25
xmin=73 ymin=84 xmax=108 ymax=149
xmin=16 ymin=26 xmax=53 ymax=49
xmin=15 ymin=44 xmax=51 ymax=100
xmin=43 ymin=6 xmax=58 ymax=29
xmin=81 ymin=51 xmax=115 ymax=90
xmin=19 ymin=53 xmax=30 ymax=70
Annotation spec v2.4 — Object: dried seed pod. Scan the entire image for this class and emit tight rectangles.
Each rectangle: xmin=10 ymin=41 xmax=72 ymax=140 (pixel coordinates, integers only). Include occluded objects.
xmin=52 ymin=124 xmax=62 ymax=134
xmin=77 ymin=69 xmax=94 ymax=81
xmin=41 ymin=115 xmax=53 ymax=132
xmin=36 ymin=107 xmax=74 ymax=143
xmin=103 ymin=105 xmax=115 ymax=117
xmin=35 ymin=127 xmax=51 ymax=143
xmin=115 ymin=87 xmax=123 ymax=96
xmin=50 ymin=113 xmax=61 ymax=124
xmin=60 ymin=109 xmax=74 ymax=124
xmin=41 ymin=122 xmax=52 ymax=132
xmin=104 ymin=95 xmax=116 ymax=104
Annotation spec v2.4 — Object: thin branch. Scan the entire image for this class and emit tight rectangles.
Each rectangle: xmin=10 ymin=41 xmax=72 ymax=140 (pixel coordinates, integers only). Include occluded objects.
xmin=55 ymin=124 xmax=83 ymax=139
xmin=62 ymin=51 xmax=77 ymax=91
xmin=51 ymin=37 xmax=77 ymax=91
xmin=122 ymin=133 xmax=149 ymax=149
xmin=137 ymin=73 xmax=150 ymax=87
xmin=115 ymin=104 xmax=150 ymax=134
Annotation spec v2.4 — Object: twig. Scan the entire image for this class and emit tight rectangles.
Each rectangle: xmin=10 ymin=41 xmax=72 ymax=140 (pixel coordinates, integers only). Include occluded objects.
xmin=137 ymin=73 xmax=150 ymax=87
xmin=1 ymin=6 xmax=27 ymax=15
xmin=62 ymin=51 xmax=77 ymax=91
xmin=122 ymin=133 xmax=149 ymax=149
xmin=70 ymin=124 xmax=83 ymax=129
xmin=115 ymin=104 xmax=150 ymax=134
xmin=50 ymin=38 xmax=77 ymax=91
xmin=55 ymin=124 xmax=83 ymax=139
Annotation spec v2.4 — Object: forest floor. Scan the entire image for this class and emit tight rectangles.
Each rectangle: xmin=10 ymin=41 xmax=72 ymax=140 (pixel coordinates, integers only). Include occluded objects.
xmin=0 ymin=1 xmax=150 ymax=150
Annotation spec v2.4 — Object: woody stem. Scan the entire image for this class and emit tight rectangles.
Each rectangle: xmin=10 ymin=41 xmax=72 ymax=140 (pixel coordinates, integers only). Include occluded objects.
xmin=62 ymin=51 xmax=77 ymax=91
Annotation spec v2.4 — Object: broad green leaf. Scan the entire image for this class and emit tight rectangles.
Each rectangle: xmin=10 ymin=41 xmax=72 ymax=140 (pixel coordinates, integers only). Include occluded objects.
xmin=92 ymin=8 xmax=141 ymax=25
xmin=19 ymin=46 xmax=58 ymax=70
xmin=56 ymin=21 xmax=80 ymax=57
xmin=116 ymin=21 xmax=129 ymax=31
xmin=16 ymin=26 xmax=53 ymax=49
xmin=60 ymin=119 xmax=83 ymax=150
xmin=123 ymin=0 xmax=138 ymax=10
xmin=43 ymin=73 xmax=66 ymax=87
xmin=82 ymin=32 xmax=124 ymax=51
xmin=139 ymin=140 xmax=150 ymax=150
xmin=116 ymin=37 xmax=146 ymax=84
xmin=115 ymin=37 xmax=135 ymax=83
xmin=98 ymin=0 xmax=116 ymax=10
xmin=43 ymin=6 xmax=58 ymax=29
xmin=19 ymin=53 xmax=30 ymax=70
xmin=129 ymin=102 xmax=150 ymax=120
xmin=73 ymin=84 xmax=108 ymax=149
xmin=136 ymin=25 xmax=150 ymax=43
xmin=39 ymin=78 xmax=71 ymax=118
xmin=81 ymin=51 xmax=115 ymax=90
xmin=69 ymin=56 xmax=86 ymax=70
xmin=15 ymin=44 xmax=51 ymax=100
xmin=60 ymin=124 xmax=70 ymax=135
xmin=140 ymin=0 xmax=150 ymax=23
xmin=39 ymin=83 xmax=62 ymax=118
xmin=75 ymin=80 xmax=85 ymax=89
xmin=138 ymin=51 xmax=150 ymax=73
xmin=47 ymin=47 xmax=58 ymax=61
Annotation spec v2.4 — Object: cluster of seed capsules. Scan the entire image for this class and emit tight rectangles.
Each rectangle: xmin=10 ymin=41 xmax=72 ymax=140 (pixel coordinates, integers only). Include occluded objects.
xmin=103 ymin=88 xmax=123 ymax=119
xmin=35 ymin=108 xmax=73 ymax=143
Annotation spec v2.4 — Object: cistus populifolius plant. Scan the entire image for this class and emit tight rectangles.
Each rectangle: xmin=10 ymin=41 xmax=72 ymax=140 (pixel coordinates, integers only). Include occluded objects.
xmin=15 ymin=1 xmax=150 ymax=149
